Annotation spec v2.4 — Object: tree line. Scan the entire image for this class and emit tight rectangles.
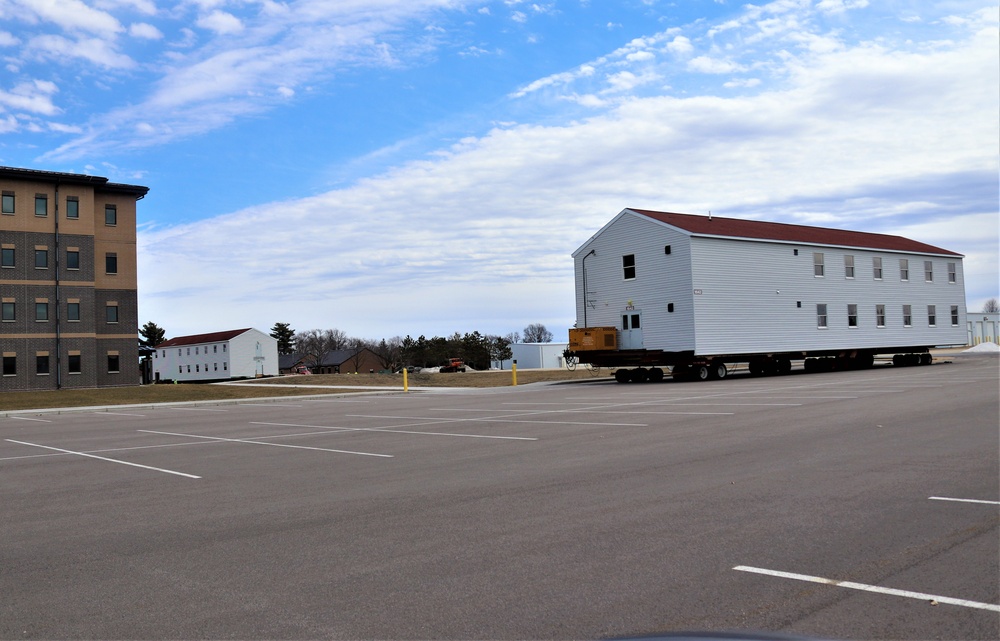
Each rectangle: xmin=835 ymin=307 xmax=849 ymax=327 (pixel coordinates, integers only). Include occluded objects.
xmin=139 ymin=320 xmax=556 ymax=372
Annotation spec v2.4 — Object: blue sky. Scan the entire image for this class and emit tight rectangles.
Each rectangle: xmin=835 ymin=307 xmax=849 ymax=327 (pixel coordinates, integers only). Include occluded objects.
xmin=1 ymin=0 xmax=997 ymax=341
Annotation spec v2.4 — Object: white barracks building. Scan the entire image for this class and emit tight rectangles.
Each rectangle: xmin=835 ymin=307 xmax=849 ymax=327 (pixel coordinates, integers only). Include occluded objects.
xmin=152 ymin=328 xmax=278 ymax=382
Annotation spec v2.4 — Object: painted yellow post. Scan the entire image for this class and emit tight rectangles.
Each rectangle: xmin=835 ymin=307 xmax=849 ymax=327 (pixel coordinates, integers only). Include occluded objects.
xmin=512 ymin=361 xmax=517 ymax=386
xmin=403 ymin=367 xmax=409 ymax=392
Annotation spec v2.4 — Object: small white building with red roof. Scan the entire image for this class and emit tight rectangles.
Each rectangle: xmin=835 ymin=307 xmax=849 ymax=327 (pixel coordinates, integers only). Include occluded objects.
xmin=152 ymin=328 xmax=278 ymax=382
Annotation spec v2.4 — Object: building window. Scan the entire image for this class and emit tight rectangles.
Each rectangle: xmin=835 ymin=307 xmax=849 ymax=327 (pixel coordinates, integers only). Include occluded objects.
xmin=924 ymin=261 xmax=933 ymax=282
xmin=66 ymin=249 xmax=80 ymax=270
xmin=35 ymin=195 xmax=47 ymax=217
xmin=105 ymin=253 xmax=118 ymax=274
xmin=817 ymin=304 xmax=828 ymax=328
xmin=3 ymin=355 xmax=15 ymax=376
xmin=66 ymin=197 xmax=79 ymax=219
xmin=876 ymin=304 xmax=886 ymax=327
xmin=947 ymin=262 xmax=956 ymax=283
xmin=903 ymin=304 xmax=912 ymax=327
xmin=1 ymin=192 xmax=13 ymax=214
xmin=951 ymin=305 xmax=959 ymax=326
xmin=36 ymin=354 xmax=49 ymax=375
xmin=106 ymin=304 xmax=118 ymax=323
xmin=928 ymin=305 xmax=936 ymax=327
xmin=68 ymin=353 xmax=81 ymax=374
xmin=844 ymin=255 xmax=854 ymax=279
xmin=35 ymin=249 xmax=48 ymax=269
xmin=35 ymin=301 xmax=48 ymax=321
xmin=67 ymin=302 xmax=80 ymax=321
xmin=1 ymin=247 xmax=13 ymax=268
xmin=813 ymin=252 xmax=824 ymax=277
xmin=622 ymin=254 xmax=636 ymax=280
xmin=105 ymin=205 xmax=117 ymax=226
xmin=847 ymin=304 xmax=858 ymax=327
xmin=222 ymin=345 xmax=226 ymax=352
xmin=108 ymin=355 xmax=120 ymax=373
xmin=196 ymin=364 xmax=200 ymax=372
xmin=899 ymin=259 xmax=909 ymax=281
xmin=1 ymin=301 xmax=14 ymax=321
xmin=195 ymin=346 xmax=199 ymax=355
xmin=872 ymin=257 xmax=882 ymax=280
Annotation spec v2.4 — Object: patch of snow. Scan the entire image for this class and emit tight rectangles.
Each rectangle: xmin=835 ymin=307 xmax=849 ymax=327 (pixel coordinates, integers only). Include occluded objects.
xmin=961 ymin=342 xmax=1000 ymax=354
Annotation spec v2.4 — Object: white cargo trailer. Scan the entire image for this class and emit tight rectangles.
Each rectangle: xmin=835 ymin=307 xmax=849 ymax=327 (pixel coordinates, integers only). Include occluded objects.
xmin=568 ymin=209 xmax=968 ymax=382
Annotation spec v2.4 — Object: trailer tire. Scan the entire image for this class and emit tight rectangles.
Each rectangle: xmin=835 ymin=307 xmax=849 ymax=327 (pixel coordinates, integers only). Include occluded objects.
xmin=694 ymin=365 xmax=710 ymax=381
xmin=709 ymin=360 xmax=727 ymax=380
xmin=776 ymin=358 xmax=792 ymax=375
xmin=615 ymin=369 xmax=631 ymax=384
xmin=648 ymin=367 xmax=664 ymax=382
xmin=632 ymin=368 xmax=649 ymax=383
xmin=920 ymin=353 xmax=932 ymax=365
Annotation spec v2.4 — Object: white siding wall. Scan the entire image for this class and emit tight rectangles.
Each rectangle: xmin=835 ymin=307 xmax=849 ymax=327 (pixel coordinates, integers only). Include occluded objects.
xmin=689 ymin=237 xmax=968 ymax=354
xmin=152 ymin=341 xmax=232 ymax=381
xmin=229 ymin=330 xmax=279 ymax=378
xmin=574 ymin=212 xmax=696 ymax=351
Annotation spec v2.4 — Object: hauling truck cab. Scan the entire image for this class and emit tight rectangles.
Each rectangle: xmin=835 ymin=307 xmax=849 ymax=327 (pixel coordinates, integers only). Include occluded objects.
xmin=567 ymin=209 xmax=968 ymax=382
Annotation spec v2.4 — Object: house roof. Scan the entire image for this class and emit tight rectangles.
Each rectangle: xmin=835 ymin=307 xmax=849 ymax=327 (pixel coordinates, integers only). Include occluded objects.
xmin=627 ymin=209 xmax=963 ymax=257
xmin=156 ymin=328 xmax=254 ymax=349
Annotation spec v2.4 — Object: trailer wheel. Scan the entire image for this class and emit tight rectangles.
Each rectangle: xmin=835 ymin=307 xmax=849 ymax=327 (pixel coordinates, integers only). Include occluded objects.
xmin=632 ymin=368 xmax=649 ymax=383
xmin=709 ymin=360 xmax=727 ymax=380
xmin=614 ymin=369 xmax=631 ymax=383
xmin=920 ymin=353 xmax=932 ymax=365
xmin=776 ymin=358 xmax=792 ymax=375
xmin=694 ymin=365 xmax=711 ymax=381
xmin=648 ymin=367 xmax=664 ymax=382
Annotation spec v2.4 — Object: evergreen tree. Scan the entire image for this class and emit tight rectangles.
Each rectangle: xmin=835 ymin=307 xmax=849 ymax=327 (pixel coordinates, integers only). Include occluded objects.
xmin=270 ymin=322 xmax=296 ymax=355
xmin=139 ymin=321 xmax=166 ymax=348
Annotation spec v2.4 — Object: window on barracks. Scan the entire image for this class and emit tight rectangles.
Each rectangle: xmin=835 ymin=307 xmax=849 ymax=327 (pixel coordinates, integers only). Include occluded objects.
xmin=35 ymin=195 xmax=47 ymax=217
xmin=66 ymin=197 xmax=79 ymax=219
xmin=1 ymin=192 xmax=13 ymax=214
xmin=622 ymin=254 xmax=636 ymax=280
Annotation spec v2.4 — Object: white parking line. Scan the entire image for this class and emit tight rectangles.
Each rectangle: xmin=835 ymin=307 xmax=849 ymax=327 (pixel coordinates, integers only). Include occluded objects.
xmin=733 ymin=565 xmax=1000 ymax=612
xmin=5 ymin=439 xmax=201 ymax=479
xmin=138 ymin=429 xmax=393 ymax=458
xmin=348 ymin=413 xmax=647 ymax=427
xmin=8 ymin=416 xmax=52 ymax=422
xmin=436 ymin=407 xmax=734 ymax=416
xmin=929 ymin=496 xmax=1000 ymax=506
xmin=100 ymin=412 xmax=147 ymax=417
xmin=166 ymin=407 xmax=229 ymax=412
xmin=250 ymin=421 xmax=538 ymax=441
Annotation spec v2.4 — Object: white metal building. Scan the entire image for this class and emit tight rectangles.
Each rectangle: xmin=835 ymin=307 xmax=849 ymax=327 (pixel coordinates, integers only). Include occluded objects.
xmin=494 ymin=342 xmax=570 ymax=370
xmin=968 ymin=313 xmax=998 ymax=346
xmin=573 ymin=209 xmax=968 ymax=356
xmin=152 ymin=328 xmax=278 ymax=382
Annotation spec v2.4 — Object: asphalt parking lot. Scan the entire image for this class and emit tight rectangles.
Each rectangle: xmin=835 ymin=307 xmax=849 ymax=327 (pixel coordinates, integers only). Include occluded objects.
xmin=2 ymin=356 xmax=998 ymax=640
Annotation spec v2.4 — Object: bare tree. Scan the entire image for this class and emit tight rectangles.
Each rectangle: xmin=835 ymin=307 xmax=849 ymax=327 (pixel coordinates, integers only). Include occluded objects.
xmin=294 ymin=329 xmax=347 ymax=372
xmin=346 ymin=337 xmax=369 ymax=373
xmin=522 ymin=323 xmax=553 ymax=343
xmin=984 ymin=298 xmax=1000 ymax=314
xmin=372 ymin=337 xmax=403 ymax=371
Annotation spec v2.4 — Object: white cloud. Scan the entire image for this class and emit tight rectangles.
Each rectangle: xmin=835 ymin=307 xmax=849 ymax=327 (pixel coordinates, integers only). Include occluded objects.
xmin=666 ymin=35 xmax=693 ymax=54
xmin=511 ymin=11 xmax=527 ymax=23
xmin=16 ymin=0 xmax=124 ymax=37
xmin=129 ymin=22 xmax=163 ymax=39
xmin=26 ymin=34 xmax=136 ymax=69
xmin=687 ymin=55 xmax=745 ymax=74
xmin=0 ymin=31 xmax=21 ymax=47
xmin=196 ymin=10 xmax=244 ymax=35
xmin=277 ymin=85 xmax=294 ymax=97
xmin=0 ymin=79 xmax=60 ymax=115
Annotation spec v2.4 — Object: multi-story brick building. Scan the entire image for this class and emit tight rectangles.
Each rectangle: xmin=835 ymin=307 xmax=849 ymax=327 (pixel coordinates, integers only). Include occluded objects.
xmin=1 ymin=166 xmax=148 ymax=391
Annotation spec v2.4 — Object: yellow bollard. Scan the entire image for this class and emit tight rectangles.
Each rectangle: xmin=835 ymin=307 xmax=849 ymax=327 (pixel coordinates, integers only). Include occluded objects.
xmin=512 ymin=361 xmax=517 ymax=386
xmin=403 ymin=367 xmax=408 ymax=392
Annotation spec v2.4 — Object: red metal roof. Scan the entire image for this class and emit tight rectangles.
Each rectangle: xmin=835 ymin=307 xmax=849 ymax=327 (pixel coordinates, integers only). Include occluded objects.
xmin=628 ymin=209 xmax=963 ymax=256
xmin=156 ymin=328 xmax=254 ymax=349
